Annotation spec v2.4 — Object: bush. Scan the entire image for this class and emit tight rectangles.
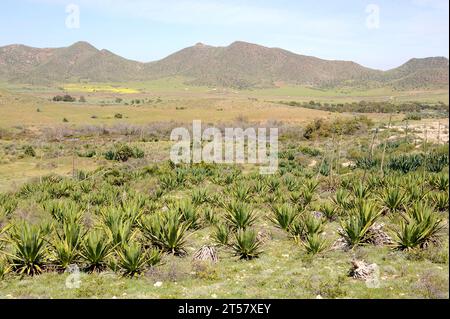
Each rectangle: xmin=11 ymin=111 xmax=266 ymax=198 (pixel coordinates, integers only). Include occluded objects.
xmin=104 ymin=144 xmax=145 ymax=162
xmin=303 ymin=116 xmax=373 ymax=139
xmin=403 ymin=113 xmax=422 ymax=121
xmin=23 ymin=145 xmax=36 ymax=157
xmin=53 ymin=95 xmax=76 ymax=102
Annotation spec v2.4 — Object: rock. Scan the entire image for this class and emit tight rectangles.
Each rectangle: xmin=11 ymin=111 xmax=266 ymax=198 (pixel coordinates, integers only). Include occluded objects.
xmin=154 ymin=281 xmax=163 ymax=287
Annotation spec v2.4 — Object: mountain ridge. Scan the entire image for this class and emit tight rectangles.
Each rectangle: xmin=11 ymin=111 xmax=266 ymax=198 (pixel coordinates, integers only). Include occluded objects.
xmin=0 ymin=41 xmax=448 ymax=89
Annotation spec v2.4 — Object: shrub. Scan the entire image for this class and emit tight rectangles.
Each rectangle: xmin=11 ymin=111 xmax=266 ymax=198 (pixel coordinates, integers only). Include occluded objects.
xmin=403 ymin=113 xmax=422 ymax=121
xmin=23 ymin=145 xmax=36 ymax=157
xmin=104 ymin=144 xmax=145 ymax=162
xmin=114 ymin=113 xmax=123 ymax=119
xmin=53 ymin=95 xmax=76 ymax=102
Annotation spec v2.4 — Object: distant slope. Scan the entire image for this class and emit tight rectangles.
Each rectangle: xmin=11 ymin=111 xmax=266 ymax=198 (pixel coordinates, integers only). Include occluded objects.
xmin=0 ymin=41 xmax=448 ymax=89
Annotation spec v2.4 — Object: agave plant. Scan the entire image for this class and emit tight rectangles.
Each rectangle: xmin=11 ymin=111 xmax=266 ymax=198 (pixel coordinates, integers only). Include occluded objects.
xmin=428 ymin=191 xmax=449 ymax=212
xmin=300 ymin=233 xmax=328 ymax=255
xmin=80 ymin=230 xmax=113 ymax=272
xmin=339 ymin=201 xmax=382 ymax=247
xmin=287 ymin=219 xmax=305 ymax=238
xmin=232 ymin=228 xmax=262 ymax=260
xmin=266 ymin=176 xmax=281 ymax=192
xmin=7 ymin=222 xmax=47 ymax=276
xmin=301 ymin=188 xmax=315 ymax=207
xmin=379 ymin=187 xmax=406 ymax=214
xmin=269 ymin=203 xmax=298 ymax=231
xmin=140 ymin=210 xmax=190 ymax=255
xmin=231 ymin=183 xmax=252 ymax=202
xmin=213 ymin=223 xmax=230 ymax=246
xmin=120 ymin=197 xmax=145 ymax=225
xmin=425 ymin=152 xmax=449 ymax=173
xmin=332 ymin=188 xmax=352 ymax=211
xmin=191 ymin=188 xmax=210 ymax=206
xmin=223 ymin=200 xmax=257 ymax=230
xmin=394 ymin=205 xmax=444 ymax=250
xmin=147 ymin=247 xmax=162 ymax=266
xmin=159 ymin=174 xmax=178 ymax=191
xmin=319 ymin=201 xmax=338 ymax=221
xmin=403 ymin=183 xmax=428 ymax=205
xmin=52 ymin=221 xmax=84 ymax=270
xmin=284 ymin=175 xmax=300 ymax=192
xmin=202 ymin=206 xmax=218 ymax=225
xmin=0 ymin=194 xmax=18 ymax=217
xmin=105 ymin=218 xmax=134 ymax=247
xmin=175 ymin=199 xmax=201 ymax=230
xmin=0 ymin=258 xmax=10 ymax=279
xmin=304 ymin=179 xmax=319 ymax=194
xmin=42 ymin=200 xmax=83 ymax=224
xmin=351 ymin=181 xmax=371 ymax=201
xmin=252 ymin=179 xmax=267 ymax=195
xmin=117 ymin=242 xmax=148 ymax=277
xmin=388 ymin=153 xmax=423 ymax=173
xmin=302 ymin=213 xmax=324 ymax=235
xmin=428 ymin=173 xmax=449 ymax=192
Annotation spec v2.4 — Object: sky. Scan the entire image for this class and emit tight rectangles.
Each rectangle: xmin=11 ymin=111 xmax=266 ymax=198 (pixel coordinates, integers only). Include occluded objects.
xmin=0 ymin=0 xmax=448 ymax=70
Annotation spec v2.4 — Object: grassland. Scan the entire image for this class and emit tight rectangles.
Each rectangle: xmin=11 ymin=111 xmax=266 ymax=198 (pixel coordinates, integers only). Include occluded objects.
xmin=0 ymin=82 xmax=448 ymax=299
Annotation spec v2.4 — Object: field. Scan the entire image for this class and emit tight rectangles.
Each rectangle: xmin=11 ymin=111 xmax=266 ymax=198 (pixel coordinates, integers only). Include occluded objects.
xmin=0 ymin=81 xmax=448 ymax=299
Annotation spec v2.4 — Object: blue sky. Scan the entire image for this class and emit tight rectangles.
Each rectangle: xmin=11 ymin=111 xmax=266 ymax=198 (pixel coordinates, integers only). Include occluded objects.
xmin=0 ymin=0 xmax=448 ymax=70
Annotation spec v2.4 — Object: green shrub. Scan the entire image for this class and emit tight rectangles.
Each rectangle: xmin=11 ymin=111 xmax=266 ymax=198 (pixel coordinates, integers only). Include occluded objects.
xmin=104 ymin=144 xmax=145 ymax=162
xmin=23 ymin=145 xmax=36 ymax=157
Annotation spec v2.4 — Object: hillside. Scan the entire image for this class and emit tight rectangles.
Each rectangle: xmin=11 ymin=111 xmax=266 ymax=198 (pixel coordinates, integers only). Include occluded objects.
xmin=0 ymin=41 xmax=448 ymax=89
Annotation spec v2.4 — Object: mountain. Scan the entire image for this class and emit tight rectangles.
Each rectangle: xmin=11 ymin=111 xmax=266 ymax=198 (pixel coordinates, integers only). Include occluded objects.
xmin=0 ymin=41 xmax=144 ymax=84
xmin=0 ymin=41 xmax=448 ymax=89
